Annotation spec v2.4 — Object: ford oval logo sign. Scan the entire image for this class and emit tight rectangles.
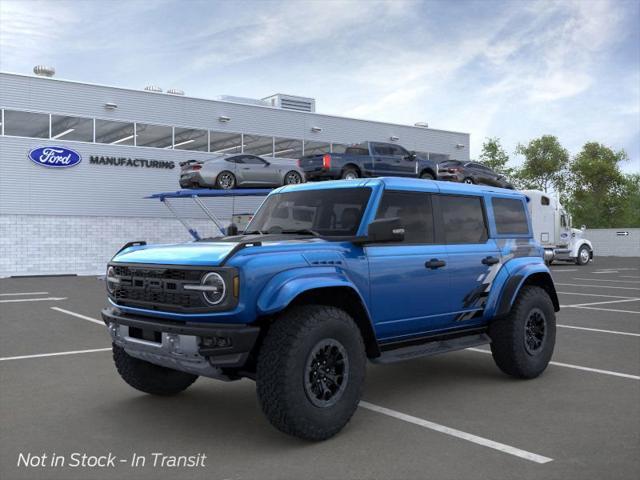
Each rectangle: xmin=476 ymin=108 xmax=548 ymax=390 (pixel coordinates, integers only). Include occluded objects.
xmin=28 ymin=146 xmax=82 ymax=168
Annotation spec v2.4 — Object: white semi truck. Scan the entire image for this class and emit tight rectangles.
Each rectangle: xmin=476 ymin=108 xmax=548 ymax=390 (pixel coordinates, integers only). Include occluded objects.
xmin=523 ymin=190 xmax=594 ymax=265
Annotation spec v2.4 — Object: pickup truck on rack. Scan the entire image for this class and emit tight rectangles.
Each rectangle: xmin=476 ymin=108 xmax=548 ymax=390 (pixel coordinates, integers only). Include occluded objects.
xmin=102 ymin=178 xmax=559 ymax=441
xmin=298 ymin=141 xmax=439 ymax=181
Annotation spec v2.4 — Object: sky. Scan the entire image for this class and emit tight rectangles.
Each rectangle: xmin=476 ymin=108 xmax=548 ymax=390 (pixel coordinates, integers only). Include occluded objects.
xmin=1 ymin=0 xmax=638 ymax=172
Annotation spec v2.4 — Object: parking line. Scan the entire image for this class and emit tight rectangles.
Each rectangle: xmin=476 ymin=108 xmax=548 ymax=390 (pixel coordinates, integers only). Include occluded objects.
xmin=557 ymin=291 xmax=637 ymax=299
xmin=359 ymin=401 xmax=553 ymax=464
xmin=561 ymin=298 xmax=640 ymax=308
xmin=557 ymin=324 xmax=640 ymax=337
xmin=572 ymin=278 xmax=640 ymax=284
xmin=0 ymin=291 xmax=49 ymax=296
xmin=0 ymin=348 xmax=111 ymax=362
xmin=551 ymin=269 xmax=578 ymax=272
xmin=0 ymin=297 xmax=67 ymax=303
xmin=51 ymin=307 xmax=104 ymax=326
xmin=621 ymin=276 xmax=640 ymax=279
xmin=555 ymin=283 xmax=640 ymax=291
xmin=593 ymin=271 xmax=619 ymax=274
xmin=569 ymin=306 xmax=640 ymax=315
xmin=467 ymin=348 xmax=640 ymax=380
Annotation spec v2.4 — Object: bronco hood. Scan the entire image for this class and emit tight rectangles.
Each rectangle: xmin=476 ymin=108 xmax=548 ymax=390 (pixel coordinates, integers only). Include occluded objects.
xmin=112 ymin=242 xmax=239 ymax=266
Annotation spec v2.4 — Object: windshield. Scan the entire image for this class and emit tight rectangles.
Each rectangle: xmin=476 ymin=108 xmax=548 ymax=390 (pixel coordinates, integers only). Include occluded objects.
xmin=245 ymin=188 xmax=372 ymax=237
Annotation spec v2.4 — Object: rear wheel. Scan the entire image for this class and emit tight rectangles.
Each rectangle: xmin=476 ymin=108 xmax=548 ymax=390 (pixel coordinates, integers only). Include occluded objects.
xmin=256 ymin=305 xmax=366 ymax=441
xmin=284 ymin=170 xmax=303 ymax=185
xmin=489 ymin=286 xmax=556 ymax=379
xmin=216 ymin=171 xmax=236 ymax=189
xmin=420 ymin=171 xmax=435 ymax=180
xmin=463 ymin=177 xmax=474 ymax=184
xmin=112 ymin=344 xmax=198 ymax=395
xmin=576 ymin=245 xmax=591 ymax=265
xmin=341 ymin=167 xmax=359 ymax=180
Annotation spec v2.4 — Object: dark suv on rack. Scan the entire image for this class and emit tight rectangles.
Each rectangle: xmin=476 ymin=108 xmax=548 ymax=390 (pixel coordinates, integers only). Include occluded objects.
xmin=438 ymin=160 xmax=514 ymax=188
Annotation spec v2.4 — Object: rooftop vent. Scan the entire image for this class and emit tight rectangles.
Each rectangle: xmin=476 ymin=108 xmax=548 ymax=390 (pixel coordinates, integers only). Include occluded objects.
xmin=144 ymin=85 xmax=163 ymax=93
xmin=414 ymin=122 xmax=429 ymax=128
xmin=33 ymin=65 xmax=55 ymax=77
xmin=262 ymin=94 xmax=316 ymax=113
xmin=167 ymin=88 xmax=185 ymax=96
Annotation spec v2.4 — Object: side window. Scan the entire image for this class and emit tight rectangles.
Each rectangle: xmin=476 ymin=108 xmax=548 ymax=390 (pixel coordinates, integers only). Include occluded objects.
xmin=388 ymin=145 xmax=409 ymax=157
xmin=440 ymin=195 xmax=488 ymax=244
xmin=375 ymin=191 xmax=434 ymax=243
xmin=541 ymin=196 xmax=550 ymax=206
xmin=372 ymin=144 xmax=392 ymax=156
xmin=226 ymin=156 xmax=243 ymax=164
xmin=242 ymin=155 xmax=266 ymax=165
xmin=492 ymin=198 xmax=530 ymax=235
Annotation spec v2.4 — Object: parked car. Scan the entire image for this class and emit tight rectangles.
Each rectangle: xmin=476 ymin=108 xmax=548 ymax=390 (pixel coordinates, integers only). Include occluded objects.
xmin=298 ymin=141 xmax=438 ymax=181
xmin=438 ymin=160 xmax=514 ymax=189
xmin=103 ymin=177 xmax=559 ymax=441
xmin=179 ymin=154 xmax=305 ymax=189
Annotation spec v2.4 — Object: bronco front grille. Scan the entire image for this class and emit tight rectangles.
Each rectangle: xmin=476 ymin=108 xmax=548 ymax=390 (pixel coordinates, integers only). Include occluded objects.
xmin=109 ymin=264 xmax=229 ymax=313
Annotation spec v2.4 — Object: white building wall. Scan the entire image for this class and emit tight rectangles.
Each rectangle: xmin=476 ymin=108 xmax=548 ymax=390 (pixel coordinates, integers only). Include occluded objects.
xmin=586 ymin=228 xmax=640 ymax=257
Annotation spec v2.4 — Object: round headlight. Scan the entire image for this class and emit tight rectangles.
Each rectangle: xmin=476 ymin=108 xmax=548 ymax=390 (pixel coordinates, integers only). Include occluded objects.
xmin=106 ymin=266 xmax=117 ymax=294
xmin=201 ymin=272 xmax=226 ymax=305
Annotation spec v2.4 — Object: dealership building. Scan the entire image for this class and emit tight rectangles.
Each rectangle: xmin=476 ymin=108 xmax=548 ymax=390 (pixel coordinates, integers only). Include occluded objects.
xmin=0 ymin=69 xmax=470 ymax=277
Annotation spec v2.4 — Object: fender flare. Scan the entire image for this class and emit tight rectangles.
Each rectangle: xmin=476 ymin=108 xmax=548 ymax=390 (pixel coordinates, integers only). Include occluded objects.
xmin=495 ymin=266 xmax=560 ymax=317
xmin=571 ymin=239 xmax=593 ymax=258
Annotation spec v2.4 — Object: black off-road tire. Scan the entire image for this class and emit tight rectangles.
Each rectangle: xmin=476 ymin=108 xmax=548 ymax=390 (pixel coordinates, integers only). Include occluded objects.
xmin=489 ymin=286 xmax=556 ymax=379
xmin=420 ymin=171 xmax=435 ymax=180
xmin=341 ymin=167 xmax=360 ymax=180
xmin=112 ymin=344 xmax=198 ymax=396
xmin=256 ymin=305 xmax=366 ymax=441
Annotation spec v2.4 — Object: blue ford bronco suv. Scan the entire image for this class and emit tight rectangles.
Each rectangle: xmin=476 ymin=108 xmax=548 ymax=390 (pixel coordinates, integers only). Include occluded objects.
xmin=102 ymin=178 xmax=559 ymax=440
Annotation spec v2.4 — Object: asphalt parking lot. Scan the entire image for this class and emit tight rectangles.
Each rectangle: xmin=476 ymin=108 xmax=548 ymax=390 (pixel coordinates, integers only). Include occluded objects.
xmin=1 ymin=257 xmax=639 ymax=480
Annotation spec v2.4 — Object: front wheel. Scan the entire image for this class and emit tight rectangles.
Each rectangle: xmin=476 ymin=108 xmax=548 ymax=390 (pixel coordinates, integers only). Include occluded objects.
xmin=489 ymin=286 xmax=556 ymax=379
xmin=112 ymin=344 xmax=198 ymax=395
xmin=576 ymin=245 xmax=591 ymax=265
xmin=216 ymin=171 xmax=236 ymax=189
xmin=256 ymin=305 xmax=366 ymax=441
xmin=420 ymin=171 xmax=435 ymax=180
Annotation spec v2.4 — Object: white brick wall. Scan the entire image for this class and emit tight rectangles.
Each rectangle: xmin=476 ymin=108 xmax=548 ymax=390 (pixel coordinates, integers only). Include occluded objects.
xmin=586 ymin=228 xmax=640 ymax=257
xmin=0 ymin=214 xmax=221 ymax=277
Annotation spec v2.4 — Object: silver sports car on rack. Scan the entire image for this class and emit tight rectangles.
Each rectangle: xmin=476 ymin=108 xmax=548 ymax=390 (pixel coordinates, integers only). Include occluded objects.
xmin=179 ymin=154 xmax=306 ymax=189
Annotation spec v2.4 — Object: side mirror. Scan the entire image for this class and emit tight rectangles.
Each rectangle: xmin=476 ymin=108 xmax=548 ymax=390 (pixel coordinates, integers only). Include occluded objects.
xmin=406 ymin=151 xmax=417 ymax=160
xmin=226 ymin=223 xmax=239 ymax=236
xmin=362 ymin=217 xmax=405 ymax=243
xmin=581 ymin=225 xmax=586 ymax=231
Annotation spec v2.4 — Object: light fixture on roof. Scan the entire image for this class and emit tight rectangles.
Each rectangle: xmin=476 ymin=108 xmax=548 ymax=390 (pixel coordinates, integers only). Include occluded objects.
xmin=144 ymin=85 xmax=163 ymax=93
xmin=390 ymin=135 xmax=400 ymax=141
xmin=218 ymin=115 xmax=231 ymax=123
xmin=311 ymin=126 xmax=322 ymax=133
xmin=456 ymin=143 xmax=465 ymax=149
xmin=167 ymin=88 xmax=185 ymax=96
xmin=213 ymin=144 xmax=245 ymax=154
xmin=414 ymin=122 xmax=429 ymax=128
xmin=172 ymin=139 xmax=195 ymax=148
xmin=111 ymin=134 xmax=134 ymax=145
xmin=104 ymin=102 xmax=118 ymax=110
xmin=33 ymin=65 xmax=55 ymax=77
xmin=51 ymin=128 xmax=74 ymax=140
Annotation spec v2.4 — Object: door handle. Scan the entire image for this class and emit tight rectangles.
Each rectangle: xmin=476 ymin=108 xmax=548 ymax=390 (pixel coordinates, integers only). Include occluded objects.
xmin=482 ymin=256 xmax=500 ymax=266
xmin=425 ymin=258 xmax=446 ymax=269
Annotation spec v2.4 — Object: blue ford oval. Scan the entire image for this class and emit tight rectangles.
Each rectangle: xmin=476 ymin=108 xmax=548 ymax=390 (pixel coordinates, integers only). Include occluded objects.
xmin=28 ymin=146 xmax=82 ymax=168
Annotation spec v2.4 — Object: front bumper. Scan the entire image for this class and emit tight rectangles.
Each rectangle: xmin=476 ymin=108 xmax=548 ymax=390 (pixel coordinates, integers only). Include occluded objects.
xmin=102 ymin=307 xmax=260 ymax=378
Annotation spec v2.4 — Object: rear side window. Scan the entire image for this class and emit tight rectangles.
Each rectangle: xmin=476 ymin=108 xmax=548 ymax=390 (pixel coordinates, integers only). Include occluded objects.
xmin=345 ymin=147 xmax=369 ymax=155
xmin=375 ymin=191 xmax=434 ymax=244
xmin=492 ymin=198 xmax=530 ymax=235
xmin=440 ymin=195 xmax=488 ymax=244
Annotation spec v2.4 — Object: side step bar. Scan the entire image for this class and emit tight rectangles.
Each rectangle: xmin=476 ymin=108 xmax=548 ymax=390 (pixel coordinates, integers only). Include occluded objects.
xmin=373 ymin=333 xmax=491 ymax=364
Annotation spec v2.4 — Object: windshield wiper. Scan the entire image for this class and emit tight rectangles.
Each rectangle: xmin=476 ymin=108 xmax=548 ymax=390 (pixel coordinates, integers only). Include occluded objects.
xmin=281 ymin=229 xmax=321 ymax=237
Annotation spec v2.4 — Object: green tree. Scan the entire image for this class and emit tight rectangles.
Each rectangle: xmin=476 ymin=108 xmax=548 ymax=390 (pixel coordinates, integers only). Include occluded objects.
xmin=618 ymin=174 xmax=640 ymax=227
xmin=515 ymin=135 xmax=570 ymax=193
xmin=479 ymin=137 xmax=511 ymax=174
xmin=567 ymin=142 xmax=631 ymax=228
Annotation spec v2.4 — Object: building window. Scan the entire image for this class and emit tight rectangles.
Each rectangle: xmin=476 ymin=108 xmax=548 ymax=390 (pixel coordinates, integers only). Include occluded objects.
xmin=95 ymin=119 xmax=135 ymax=145
xmin=243 ymin=134 xmax=274 ymax=156
xmin=3 ymin=110 xmax=49 ymax=138
xmin=273 ymin=137 xmax=303 ymax=159
xmin=173 ymin=127 xmax=208 ymax=151
xmin=304 ymin=140 xmax=331 ymax=156
xmin=135 ymin=123 xmax=173 ymax=148
xmin=210 ymin=131 xmax=243 ymax=154
xmin=51 ymin=114 xmax=94 ymax=142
